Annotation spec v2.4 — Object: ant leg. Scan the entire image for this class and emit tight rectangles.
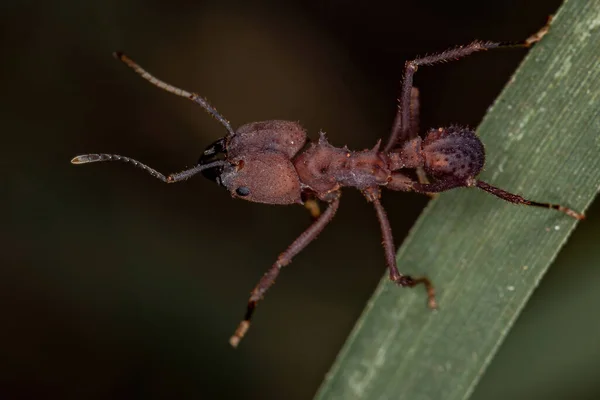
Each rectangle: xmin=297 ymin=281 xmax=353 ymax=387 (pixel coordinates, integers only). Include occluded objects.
xmin=408 ymin=88 xmax=432 ymax=187
xmin=412 ymin=178 xmax=466 ymax=194
xmin=70 ymin=154 xmax=228 ymax=183
xmin=412 ymin=178 xmax=584 ymax=220
xmin=365 ymin=189 xmax=437 ymax=309
xmin=390 ymin=87 xmax=431 ymax=187
xmin=476 ymin=180 xmax=584 ymax=220
xmin=410 ymin=87 xmax=420 ymax=139
xmin=389 ymin=87 xmax=421 ymax=149
xmin=384 ymin=23 xmax=550 ymax=153
xmin=384 ymin=41 xmax=504 ymax=153
xmin=408 ymin=88 xmax=431 ymax=186
xmin=229 ymin=192 xmax=341 ymax=348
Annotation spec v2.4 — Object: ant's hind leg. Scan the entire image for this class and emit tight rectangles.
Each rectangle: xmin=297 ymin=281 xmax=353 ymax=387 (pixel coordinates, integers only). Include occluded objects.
xmin=229 ymin=192 xmax=341 ymax=348
xmin=413 ymin=178 xmax=584 ymax=220
xmin=475 ymin=180 xmax=584 ymax=220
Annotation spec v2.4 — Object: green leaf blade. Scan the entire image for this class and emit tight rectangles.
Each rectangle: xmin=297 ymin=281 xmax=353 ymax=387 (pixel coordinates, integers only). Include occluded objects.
xmin=316 ymin=2 xmax=600 ymax=400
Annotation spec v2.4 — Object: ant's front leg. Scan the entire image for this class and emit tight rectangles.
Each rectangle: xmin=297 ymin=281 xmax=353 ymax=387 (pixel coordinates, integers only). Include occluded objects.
xmin=363 ymin=187 xmax=437 ymax=309
xmin=229 ymin=191 xmax=341 ymax=348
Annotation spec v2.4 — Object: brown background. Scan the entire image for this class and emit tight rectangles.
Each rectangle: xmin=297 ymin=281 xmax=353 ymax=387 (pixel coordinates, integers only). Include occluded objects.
xmin=3 ymin=0 xmax=599 ymax=399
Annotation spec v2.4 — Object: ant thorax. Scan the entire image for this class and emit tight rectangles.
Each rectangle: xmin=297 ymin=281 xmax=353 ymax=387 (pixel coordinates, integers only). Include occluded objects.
xmin=294 ymin=132 xmax=390 ymax=198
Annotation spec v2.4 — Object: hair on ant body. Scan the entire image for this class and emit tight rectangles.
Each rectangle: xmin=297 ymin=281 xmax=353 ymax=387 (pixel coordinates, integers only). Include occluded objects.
xmin=72 ymin=25 xmax=584 ymax=348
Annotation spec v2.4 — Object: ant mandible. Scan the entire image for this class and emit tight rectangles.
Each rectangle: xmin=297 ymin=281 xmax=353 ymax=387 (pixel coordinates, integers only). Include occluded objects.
xmin=72 ymin=25 xmax=584 ymax=348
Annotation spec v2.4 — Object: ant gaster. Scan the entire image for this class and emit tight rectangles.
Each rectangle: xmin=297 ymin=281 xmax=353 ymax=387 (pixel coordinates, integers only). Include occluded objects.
xmin=72 ymin=27 xmax=584 ymax=348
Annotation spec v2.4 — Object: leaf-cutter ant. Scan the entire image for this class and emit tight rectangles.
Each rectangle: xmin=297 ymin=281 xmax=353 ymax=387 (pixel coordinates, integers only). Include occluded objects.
xmin=71 ymin=25 xmax=584 ymax=348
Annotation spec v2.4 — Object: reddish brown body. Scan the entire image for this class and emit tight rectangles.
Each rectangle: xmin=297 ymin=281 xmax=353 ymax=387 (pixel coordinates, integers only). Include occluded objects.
xmin=294 ymin=133 xmax=390 ymax=198
xmin=220 ymin=119 xmax=485 ymax=206
xmin=71 ymin=26 xmax=583 ymax=348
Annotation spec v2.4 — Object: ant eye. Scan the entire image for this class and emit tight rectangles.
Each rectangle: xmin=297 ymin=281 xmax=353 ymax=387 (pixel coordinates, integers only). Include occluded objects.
xmin=236 ymin=186 xmax=251 ymax=196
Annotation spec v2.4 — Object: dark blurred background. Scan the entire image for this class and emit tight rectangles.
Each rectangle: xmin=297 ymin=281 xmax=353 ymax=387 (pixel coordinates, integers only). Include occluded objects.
xmin=3 ymin=0 xmax=599 ymax=399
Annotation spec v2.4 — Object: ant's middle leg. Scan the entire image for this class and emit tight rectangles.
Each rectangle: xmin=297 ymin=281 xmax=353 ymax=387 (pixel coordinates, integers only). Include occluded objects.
xmin=229 ymin=192 xmax=341 ymax=348
xmin=364 ymin=187 xmax=437 ymax=309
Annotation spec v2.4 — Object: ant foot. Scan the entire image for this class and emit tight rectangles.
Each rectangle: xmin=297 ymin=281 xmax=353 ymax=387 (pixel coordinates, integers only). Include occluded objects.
xmin=394 ymin=275 xmax=438 ymax=310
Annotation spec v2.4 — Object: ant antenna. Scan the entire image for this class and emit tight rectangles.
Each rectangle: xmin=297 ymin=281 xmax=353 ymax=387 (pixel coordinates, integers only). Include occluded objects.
xmin=71 ymin=153 xmax=229 ymax=183
xmin=113 ymin=52 xmax=236 ymax=138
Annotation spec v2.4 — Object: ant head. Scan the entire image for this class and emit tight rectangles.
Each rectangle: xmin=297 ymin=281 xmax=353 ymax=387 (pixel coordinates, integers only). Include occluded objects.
xmin=72 ymin=54 xmax=308 ymax=205
xmin=199 ymin=120 xmax=307 ymax=205
xmin=219 ymin=153 xmax=303 ymax=204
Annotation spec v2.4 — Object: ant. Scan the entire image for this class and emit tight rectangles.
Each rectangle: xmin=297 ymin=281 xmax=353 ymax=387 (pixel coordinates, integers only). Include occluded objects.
xmin=71 ymin=25 xmax=584 ymax=348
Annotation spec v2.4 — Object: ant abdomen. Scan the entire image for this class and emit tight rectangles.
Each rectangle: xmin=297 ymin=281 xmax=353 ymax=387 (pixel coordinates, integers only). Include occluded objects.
xmin=422 ymin=127 xmax=485 ymax=180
